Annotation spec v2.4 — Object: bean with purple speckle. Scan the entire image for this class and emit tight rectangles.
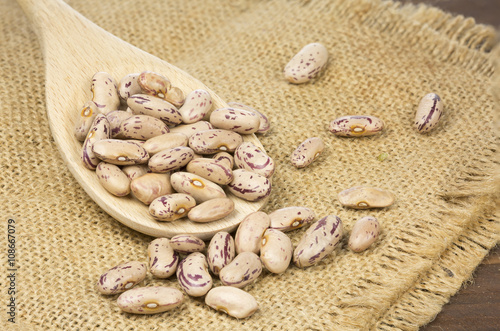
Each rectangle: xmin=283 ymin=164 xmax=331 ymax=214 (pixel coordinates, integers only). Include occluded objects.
xmin=206 ymin=231 xmax=235 ymax=275
xmin=97 ymin=261 xmax=146 ymax=295
xmin=176 ymin=252 xmax=212 ymax=297
xmin=117 ymin=286 xmax=184 ymax=314
xmin=148 ymin=238 xmax=179 ymax=278
xmin=348 ymin=216 xmax=380 ymax=252
xmin=219 ymin=251 xmax=262 ymax=288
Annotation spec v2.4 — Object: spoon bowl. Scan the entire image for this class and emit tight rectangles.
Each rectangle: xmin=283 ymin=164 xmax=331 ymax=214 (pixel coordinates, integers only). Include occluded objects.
xmin=17 ymin=0 xmax=268 ymax=240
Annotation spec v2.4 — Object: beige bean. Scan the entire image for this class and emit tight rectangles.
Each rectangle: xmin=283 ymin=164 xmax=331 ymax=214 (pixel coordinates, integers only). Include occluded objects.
xmin=148 ymin=238 xmax=179 ymax=278
xmin=227 ymin=169 xmax=271 ymax=202
xmin=179 ymin=89 xmax=213 ymax=124
xmin=186 ymin=158 xmax=233 ymax=185
xmin=284 ymin=43 xmax=328 ymax=84
xmin=143 ymin=132 xmax=188 ymax=156
xmin=260 ymin=228 xmax=293 ymax=274
xmin=130 ymin=173 xmax=173 ymax=205
xmin=207 ymin=232 xmax=236 ymax=275
xmin=235 ymin=211 xmax=270 ymax=254
xmin=268 ymin=206 xmax=316 ymax=232
xmin=168 ymin=121 xmax=214 ymax=138
xmin=138 ymin=71 xmax=171 ymax=99
xmin=293 ymin=215 xmax=343 ymax=268
xmin=74 ymin=101 xmax=98 ymax=141
xmin=219 ymin=252 xmax=262 ymax=288
xmin=122 ymin=164 xmax=150 ymax=181
xmin=96 ymin=162 xmax=131 ymax=196
xmin=290 ymin=137 xmax=324 ymax=168
xmin=92 ymin=139 xmax=149 ymax=165
xmin=165 ymin=86 xmax=185 ymax=107
xmin=227 ymin=101 xmax=270 ymax=134
xmin=348 ymin=216 xmax=381 ymax=253
xmin=106 ymin=110 xmax=133 ymax=138
xmin=148 ymin=146 xmax=194 ymax=173
xmin=329 ymin=115 xmax=385 ymax=137
xmin=127 ymin=94 xmax=182 ymax=126
xmin=170 ymin=234 xmax=206 ymax=254
xmin=118 ymin=73 xmax=141 ymax=103
xmin=189 ymin=129 xmax=243 ymax=154
xmin=176 ymin=252 xmax=212 ymax=297
xmin=187 ymin=198 xmax=235 ymax=223
xmin=234 ymin=142 xmax=275 ymax=178
xmin=149 ymin=193 xmax=196 ymax=221
xmin=91 ymin=72 xmax=120 ymax=114
xmin=414 ymin=93 xmax=443 ymax=133
xmin=212 ymin=151 xmax=234 ymax=169
xmin=170 ymin=172 xmax=226 ymax=203
xmin=117 ymin=286 xmax=184 ymax=314
xmin=338 ymin=186 xmax=395 ymax=209
xmin=81 ymin=114 xmax=111 ymax=170
xmin=97 ymin=261 xmax=146 ymax=295
xmin=209 ymin=108 xmax=260 ymax=134
xmin=119 ymin=115 xmax=169 ymax=140
xmin=205 ymin=286 xmax=258 ymax=319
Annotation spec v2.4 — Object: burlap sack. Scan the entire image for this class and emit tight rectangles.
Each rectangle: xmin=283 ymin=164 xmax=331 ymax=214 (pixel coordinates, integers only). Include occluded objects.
xmin=1 ymin=0 xmax=498 ymax=330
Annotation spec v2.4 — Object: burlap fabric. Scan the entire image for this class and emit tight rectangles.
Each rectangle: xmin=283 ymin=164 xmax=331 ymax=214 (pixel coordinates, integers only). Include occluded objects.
xmin=1 ymin=0 xmax=499 ymax=330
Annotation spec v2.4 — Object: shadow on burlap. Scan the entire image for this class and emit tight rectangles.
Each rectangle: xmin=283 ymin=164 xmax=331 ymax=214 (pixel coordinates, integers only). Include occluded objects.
xmin=0 ymin=0 xmax=498 ymax=330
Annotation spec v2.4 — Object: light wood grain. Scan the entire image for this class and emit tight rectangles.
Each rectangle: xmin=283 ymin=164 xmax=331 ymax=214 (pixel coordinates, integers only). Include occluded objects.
xmin=16 ymin=0 xmax=268 ymax=240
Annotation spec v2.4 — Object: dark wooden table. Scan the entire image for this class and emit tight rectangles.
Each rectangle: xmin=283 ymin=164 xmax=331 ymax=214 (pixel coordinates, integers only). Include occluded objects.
xmin=400 ymin=2 xmax=500 ymax=329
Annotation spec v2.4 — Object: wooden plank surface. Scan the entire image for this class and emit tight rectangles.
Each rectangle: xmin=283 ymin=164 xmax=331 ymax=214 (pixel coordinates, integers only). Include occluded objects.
xmin=399 ymin=1 xmax=500 ymax=330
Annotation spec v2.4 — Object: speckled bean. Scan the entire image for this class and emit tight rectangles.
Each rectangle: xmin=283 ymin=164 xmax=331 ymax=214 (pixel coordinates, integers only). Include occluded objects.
xmin=142 ymin=133 xmax=188 ymax=156
xmin=188 ymin=129 xmax=243 ymax=154
xmin=284 ymin=43 xmax=328 ymax=84
xmin=234 ymin=142 xmax=275 ymax=178
xmin=205 ymin=286 xmax=258 ymax=319
xmin=168 ymin=121 xmax=214 ymax=138
xmin=290 ymin=137 xmax=324 ymax=168
xmin=186 ymin=158 xmax=233 ymax=185
xmin=414 ymin=93 xmax=443 ymax=133
xmin=227 ymin=102 xmax=270 ymax=134
xmin=179 ymin=89 xmax=212 ymax=124
xmin=148 ymin=146 xmax=194 ymax=173
xmin=235 ymin=211 xmax=270 ymax=254
xmin=209 ymin=108 xmax=260 ymax=134
xmin=81 ymin=114 xmax=111 ymax=170
xmin=118 ymin=73 xmax=141 ymax=102
xmin=207 ymin=231 xmax=235 ymax=275
xmin=338 ymin=186 xmax=395 ymax=209
xmin=268 ymin=206 xmax=316 ymax=232
xmin=92 ymin=139 xmax=149 ymax=165
xmin=74 ymin=101 xmax=98 ymax=141
xmin=165 ymin=86 xmax=185 ymax=108
xmin=329 ymin=115 xmax=385 ymax=137
xmin=96 ymin=162 xmax=131 ymax=196
xmin=130 ymin=173 xmax=173 ymax=205
xmin=170 ymin=172 xmax=226 ymax=203
xmin=260 ymin=228 xmax=293 ymax=274
xmin=176 ymin=252 xmax=212 ymax=297
xmin=122 ymin=164 xmax=150 ymax=181
xmin=187 ymin=198 xmax=235 ymax=223
xmin=227 ymin=169 xmax=271 ymax=202
xmin=97 ymin=261 xmax=146 ymax=295
xmin=212 ymin=152 xmax=234 ymax=169
xmin=293 ymin=215 xmax=343 ymax=268
xmin=117 ymin=286 xmax=184 ymax=314
xmin=106 ymin=110 xmax=133 ymax=138
xmin=91 ymin=72 xmax=120 ymax=114
xmin=170 ymin=234 xmax=206 ymax=254
xmin=127 ymin=94 xmax=182 ymax=126
xmin=149 ymin=193 xmax=196 ymax=221
xmin=348 ymin=216 xmax=380 ymax=253
xmin=148 ymin=238 xmax=179 ymax=278
xmin=138 ymin=71 xmax=171 ymax=99
xmin=119 ymin=114 xmax=169 ymax=140
xmin=219 ymin=252 xmax=262 ymax=288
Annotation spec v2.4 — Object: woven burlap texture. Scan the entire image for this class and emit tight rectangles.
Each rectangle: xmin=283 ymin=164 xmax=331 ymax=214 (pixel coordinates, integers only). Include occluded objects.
xmin=1 ymin=0 xmax=498 ymax=330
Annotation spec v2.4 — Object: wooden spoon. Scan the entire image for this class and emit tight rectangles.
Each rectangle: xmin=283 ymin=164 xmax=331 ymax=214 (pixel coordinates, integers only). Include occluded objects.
xmin=16 ymin=0 xmax=268 ymax=240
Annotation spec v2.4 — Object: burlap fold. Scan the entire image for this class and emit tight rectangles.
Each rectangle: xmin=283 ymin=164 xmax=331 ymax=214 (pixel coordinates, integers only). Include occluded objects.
xmin=1 ymin=0 xmax=498 ymax=330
